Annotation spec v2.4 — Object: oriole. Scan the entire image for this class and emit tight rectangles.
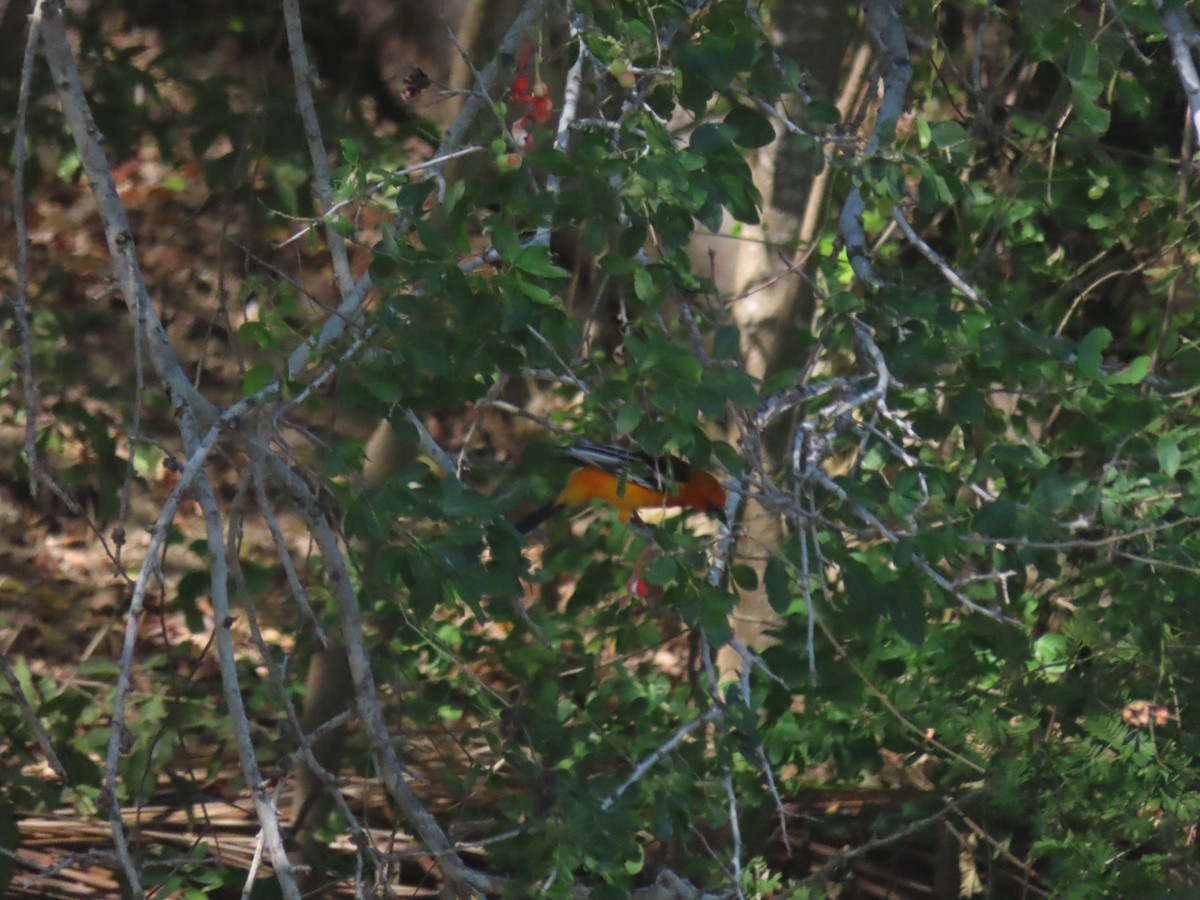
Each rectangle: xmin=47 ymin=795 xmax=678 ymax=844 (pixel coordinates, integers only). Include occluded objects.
xmin=518 ymin=441 xmax=727 ymax=533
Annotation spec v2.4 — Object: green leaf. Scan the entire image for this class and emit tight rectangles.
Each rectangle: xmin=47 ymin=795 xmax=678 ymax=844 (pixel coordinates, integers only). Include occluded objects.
xmin=697 ymin=590 xmax=732 ymax=647
xmin=705 ymin=369 xmax=758 ymax=409
xmin=358 ymin=365 xmax=405 ymax=403
xmin=77 ymin=657 xmax=120 ymax=678
xmin=416 ymin=219 xmax=450 ymax=257
xmin=176 ymin=570 xmax=210 ymax=633
xmin=1076 ymin=327 xmax=1111 ymax=380
xmin=730 ymin=563 xmax=758 ymax=591
xmin=1032 ymin=633 xmax=1069 ymax=681
xmin=581 ymin=220 xmax=609 ymax=255
xmin=724 ymin=105 xmax=774 ymax=148
xmin=889 ymin=580 xmax=926 ymax=646
xmin=242 ymin=363 xmax=275 ymax=396
xmin=238 ymin=320 xmax=275 ymax=350
xmin=513 ymin=248 xmax=571 ymax=278
xmin=491 ymin=220 xmax=521 ymax=260
xmin=1067 ymin=42 xmax=1099 ymax=80
xmin=842 ymin=560 xmax=884 ymax=625
xmin=329 ymin=216 xmax=355 ymax=240
xmin=689 ymin=123 xmax=735 ymax=154
xmin=652 ymin=204 xmax=694 ymax=249
xmin=1104 ymin=355 xmax=1150 ymax=386
xmin=618 ymin=218 xmax=648 ymax=258
xmin=615 ymin=402 xmax=642 ymax=434
xmin=1072 ymin=97 xmax=1111 ymax=135
xmin=712 ymin=325 xmax=740 ymax=360
xmin=928 ymin=120 xmax=970 ymax=151
xmin=646 ymin=556 xmax=677 ymax=587
xmin=764 ymin=557 xmax=792 ymax=615
xmin=1157 ymin=436 xmax=1181 ymax=478
xmin=443 ymin=178 xmax=466 ymax=215
xmin=633 ymin=267 xmax=654 ymax=302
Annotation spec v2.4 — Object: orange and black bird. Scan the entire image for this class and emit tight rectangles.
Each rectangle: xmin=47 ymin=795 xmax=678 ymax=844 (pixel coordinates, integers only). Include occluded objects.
xmin=517 ymin=440 xmax=727 ymax=533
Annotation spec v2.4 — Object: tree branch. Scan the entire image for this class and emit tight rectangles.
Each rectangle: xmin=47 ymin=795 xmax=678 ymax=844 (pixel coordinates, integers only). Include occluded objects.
xmin=10 ymin=0 xmax=46 ymax=495
xmin=264 ymin=454 xmax=503 ymax=895
xmin=39 ymin=1 xmax=216 ymax=426
xmin=194 ymin=475 xmax=301 ymax=898
xmin=798 ymin=790 xmax=985 ymax=889
xmin=1156 ymin=1 xmax=1200 ymax=150
xmin=281 ymin=0 xmax=355 ymax=298
xmin=838 ymin=0 xmax=912 ymax=287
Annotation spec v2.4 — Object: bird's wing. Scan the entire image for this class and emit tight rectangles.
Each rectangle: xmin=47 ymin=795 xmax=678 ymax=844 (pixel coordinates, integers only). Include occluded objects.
xmin=561 ymin=441 xmax=691 ymax=495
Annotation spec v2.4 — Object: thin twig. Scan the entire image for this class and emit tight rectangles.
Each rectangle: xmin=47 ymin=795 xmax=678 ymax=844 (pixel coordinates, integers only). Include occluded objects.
xmin=0 ymin=647 xmax=68 ymax=780
xmin=838 ymin=0 xmax=912 ymax=287
xmin=0 ymin=845 xmax=120 ymax=880
xmin=100 ymin=410 xmax=232 ymax=897
xmin=252 ymin=475 xmax=328 ymax=646
xmin=542 ymin=15 xmax=586 ymax=201
xmin=194 ymin=474 xmax=301 ymax=898
xmin=965 ymin=516 xmax=1200 ymax=550
xmin=229 ymin=471 xmax=380 ymax=881
xmin=264 ymin=454 xmax=502 ymax=895
xmin=274 ymin=146 xmax=485 ymax=250
xmin=275 ymin=325 xmax=377 ymax=420
xmin=798 ymin=789 xmax=985 ymax=888
xmin=724 ymin=773 xmax=745 ymax=899
xmin=1104 ymin=0 xmax=1152 ymax=65
xmin=1156 ymin=1 xmax=1200 ymax=149
xmin=812 ymin=470 xmax=1018 ymax=623
xmin=281 ymin=0 xmax=354 ymax=297
xmin=405 ymin=410 xmax=457 ymax=474
xmin=800 ymin=519 xmax=818 ymax=684
xmin=434 ymin=0 xmax=552 ymax=185
xmin=954 ymin=812 xmax=1048 ymax=891
xmin=891 ymin=205 xmax=983 ymax=304
xmin=601 ymin=707 xmax=724 ymax=810
xmin=10 ymin=0 xmax=46 ymax=496
xmin=816 ymin=613 xmax=988 ymax=773
xmin=476 ymin=397 xmax=579 ymax=439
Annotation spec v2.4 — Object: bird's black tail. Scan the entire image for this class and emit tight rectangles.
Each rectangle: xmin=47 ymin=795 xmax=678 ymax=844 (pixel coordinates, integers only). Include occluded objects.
xmin=516 ymin=501 xmax=560 ymax=535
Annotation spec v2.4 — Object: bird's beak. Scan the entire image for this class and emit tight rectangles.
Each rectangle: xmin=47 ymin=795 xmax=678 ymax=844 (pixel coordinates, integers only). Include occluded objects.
xmin=710 ymin=502 xmax=728 ymax=526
